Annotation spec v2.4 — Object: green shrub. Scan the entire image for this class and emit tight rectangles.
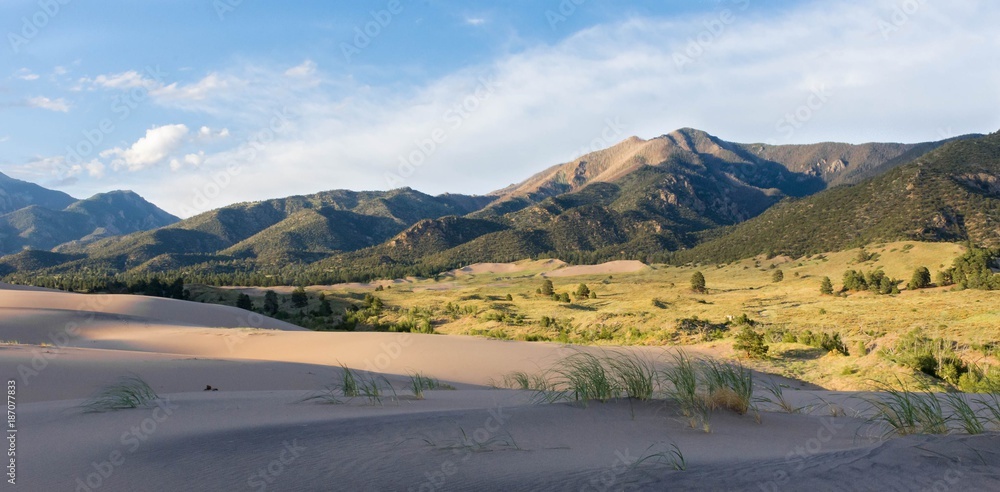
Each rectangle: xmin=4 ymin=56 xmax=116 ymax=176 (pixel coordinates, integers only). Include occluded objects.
xmin=732 ymin=326 xmax=768 ymax=359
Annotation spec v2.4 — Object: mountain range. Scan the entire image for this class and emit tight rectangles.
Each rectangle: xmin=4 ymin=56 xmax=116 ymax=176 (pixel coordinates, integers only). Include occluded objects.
xmin=0 ymin=172 xmax=179 ymax=256
xmin=1 ymin=127 xmax=995 ymax=282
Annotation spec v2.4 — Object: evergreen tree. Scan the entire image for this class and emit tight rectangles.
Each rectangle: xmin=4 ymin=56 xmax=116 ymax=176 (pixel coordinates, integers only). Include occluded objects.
xmin=575 ymin=283 xmax=591 ymax=298
xmin=820 ymin=276 xmax=834 ymax=295
xmin=907 ymin=266 xmax=932 ymax=290
xmin=690 ymin=271 xmax=706 ymax=293
xmin=291 ymin=286 xmax=309 ymax=308
xmin=772 ymin=269 xmax=784 ymax=282
xmin=318 ymin=298 xmax=333 ymax=316
xmin=263 ymin=290 xmax=279 ymax=315
xmin=236 ymin=293 xmax=253 ymax=311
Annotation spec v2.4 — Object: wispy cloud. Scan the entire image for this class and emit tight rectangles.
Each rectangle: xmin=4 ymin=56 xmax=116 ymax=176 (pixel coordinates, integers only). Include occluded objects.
xmin=14 ymin=68 xmax=39 ymax=81
xmin=284 ymin=60 xmax=317 ymax=78
xmin=465 ymin=17 xmax=486 ymax=26
xmin=26 ymin=96 xmax=70 ymax=112
xmin=82 ymin=70 xmax=159 ymax=90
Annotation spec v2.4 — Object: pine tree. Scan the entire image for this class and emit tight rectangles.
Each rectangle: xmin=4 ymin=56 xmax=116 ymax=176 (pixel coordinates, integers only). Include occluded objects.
xmin=575 ymin=283 xmax=590 ymax=298
xmin=263 ymin=290 xmax=279 ymax=315
xmin=236 ymin=293 xmax=253 ymax=311
xmin=690 ymin=271 xmax=706 ymax=293
xmin=291 ymin=286 xmax=308 ymax=308
xmin=820 ymin=276 xmax=834 ymax=295
xmin=772 ymin=269 xmax=784 ymax=282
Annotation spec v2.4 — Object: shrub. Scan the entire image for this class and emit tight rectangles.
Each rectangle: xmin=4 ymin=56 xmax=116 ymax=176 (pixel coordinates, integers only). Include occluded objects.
xmin=881 ymin=330 xmax=968 ymax=383
xmin=818 ymin=332 xmax=849 ymax=356
xmin=540 ymin=279 xmax=554 ymax=296
xmin=674 ymin=317 xmax=728 ymax=341
xmin=771 ymin=269 xmax=784 ymax=282
xmin=732 ymin=326 xmax=769 ymax=359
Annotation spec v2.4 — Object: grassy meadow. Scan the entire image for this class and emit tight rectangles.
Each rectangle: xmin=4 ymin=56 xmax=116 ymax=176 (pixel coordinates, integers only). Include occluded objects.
xmin=189 ymin=241 xmax=1000 ymax=392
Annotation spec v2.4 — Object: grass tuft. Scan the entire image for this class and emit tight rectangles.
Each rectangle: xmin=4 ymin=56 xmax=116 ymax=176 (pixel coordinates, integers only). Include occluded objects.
xmin=409 ymin=373 xmax=456 ymax=400
xmin=944 ymin=392 xmax=984 ymax=435
xmin=756 ymin=379 xmax=810 ymax=414
xmin=972 ymin=393 xmax=1000 ymax=431
xmin=632 ymin=442 xmax=686 ymax=472
xmin=701 ymin=358 xmax=754 ymax=416
xmin=865 ymin=379 xmax=947 ymax=437
xmin=81 ymin=375 xmax=158 ymax=412
xmin=553 ymin=352 xmax=618 ymax=406
xmin=340 ymin=363 xmax=359 ymax=397
xmin=300 ymin=365 xmax=397 ymax=406
xmin=607 ymin=351 xmax=657 ymax=401
xmin=662 ymin=350 xmax=711 ymax=431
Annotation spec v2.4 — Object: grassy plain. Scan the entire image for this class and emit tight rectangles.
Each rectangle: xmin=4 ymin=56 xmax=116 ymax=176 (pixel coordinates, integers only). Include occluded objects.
xmin=190 ymin=241 xmax=1000 ymax=391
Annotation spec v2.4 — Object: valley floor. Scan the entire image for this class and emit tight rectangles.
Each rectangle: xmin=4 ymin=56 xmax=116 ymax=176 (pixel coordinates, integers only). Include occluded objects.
xmin=2 ymin=284 xmax=999 ymax=490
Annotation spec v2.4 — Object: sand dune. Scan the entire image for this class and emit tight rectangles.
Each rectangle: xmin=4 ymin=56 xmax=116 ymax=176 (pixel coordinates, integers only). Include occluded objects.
xmin=544 ymin=260 xmax=649 ymax=277
xmin=3 ymin=285 xmax=999 ymax=491
xmin=449 ymin=259 xmax=568 ymax=276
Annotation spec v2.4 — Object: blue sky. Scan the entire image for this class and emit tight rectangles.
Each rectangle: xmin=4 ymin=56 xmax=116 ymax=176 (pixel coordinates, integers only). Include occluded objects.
xmin=1 ymin=0 xmax=998 ymax=217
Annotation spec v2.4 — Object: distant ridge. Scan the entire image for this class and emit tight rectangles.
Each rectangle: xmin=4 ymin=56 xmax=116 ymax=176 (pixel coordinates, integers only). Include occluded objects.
xmin=0 ymin=128 xmax=989 ymax=282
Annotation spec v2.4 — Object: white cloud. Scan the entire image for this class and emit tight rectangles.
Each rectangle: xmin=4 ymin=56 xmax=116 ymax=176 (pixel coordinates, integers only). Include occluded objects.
xmin=26 ymin=96 xmax=70 ymax=112
xmin=284 ymin=60 xmax=317 ymax=78
xmin=10 ymin=155 xmax=102 ymax=181
xmin=169 ymin=151 xmax=205 ymax=171
xmin=197 ymin=126 xmax=230 ymax=139
xmin=153 ymin=73 xmax=233 ymax=102
xmin=80 ymin=160 xmax=105 ymax=178
xmin=0 ymin=136 xmax=9 ymax=143
xmin=465 ymin=17 xmax=486 ymax=26
xmin=104 ymin=124 xmax=190 ymax=171
xmin=85 ymin=70 xmax=157 ymax=90
xmin=14 ymin=68 xmax=39 ymax=81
